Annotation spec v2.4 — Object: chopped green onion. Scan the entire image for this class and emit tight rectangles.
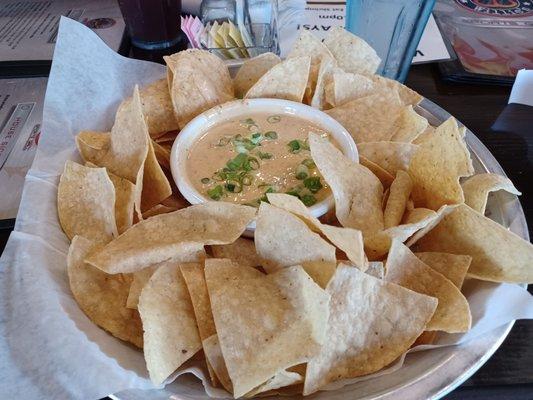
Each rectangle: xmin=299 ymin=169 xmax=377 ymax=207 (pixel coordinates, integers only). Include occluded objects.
xmin=295 ymin=164 xmax=309 ymax=180
xmin=265 ymin=131 xmax=278 ymax=140
xmin=301 ymin=194 xmax=317 ymax=206
xmin=288 ymin=140 xmax=301 ymax=153
xmin=212 ymin=171 xmax=226 ymax=181
xmin=241 ymin=175 xmax=253 ymax=186
xmin=216 ymin=137 xmax=231 ymax=146
xmin=302 ymin=158 xmax=315 ymax=168
xmin=257 ymin=151 xmax=273 ymax=160
xmin=264 ymin=187 xmax=275 ymax=194
xmin=225 ymin=180 xmax=242 ymax=193
xmin=241 ymin=118 xmax=256 ymax=126
xmin=207 ymin=185 xmax=223 ymax=200
xmin=247 ymin=157 xmax=260 ymax=170
xmin=285 ymin=189 xmax=301 ymax=199
xmin=201 ymin=177 xmax=211 ymax=184
xmin=235 ymin=144 xmax=247 ymax=153
xmin=226 ymin=153 xmax=248 ymax=171
xmin=303 ymin=176 xmax=323 ymax=193
xmin=267 ymin=115 xmax=281 ymax=124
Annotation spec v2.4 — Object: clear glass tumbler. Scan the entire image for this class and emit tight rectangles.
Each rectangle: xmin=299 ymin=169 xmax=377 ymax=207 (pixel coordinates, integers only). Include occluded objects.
xmin=345 ymin=0 xmax=436 ymax=82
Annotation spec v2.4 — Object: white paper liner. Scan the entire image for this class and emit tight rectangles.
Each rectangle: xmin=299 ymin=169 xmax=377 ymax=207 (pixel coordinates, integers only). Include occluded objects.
xmin=0 ymin=18 xmax=532 ymax=400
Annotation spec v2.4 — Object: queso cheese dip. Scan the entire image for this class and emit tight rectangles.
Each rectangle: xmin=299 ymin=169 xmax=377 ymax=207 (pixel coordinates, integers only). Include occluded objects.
xmin=187 ymin=113 xmax=333 ymax=206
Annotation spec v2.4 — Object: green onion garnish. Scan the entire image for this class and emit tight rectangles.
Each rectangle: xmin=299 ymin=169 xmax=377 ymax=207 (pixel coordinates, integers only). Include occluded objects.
xmin=241 ymin=175 xmax=253 ymax=186
xmin=265 ymin=131 xmax=278 ymax=140
xmin=285 ymin=189 xmax=301 ymax=199
xmin=241 ymin=118 xmax=256 ymax=126
xmin=303 ymin=176 xmax=323 ymax=193
xmin=267 ymin=115 xmax=281 ymax=124
xmin=288 ymin=140 xmax=301 ymax=153
xmin=247 ymin=157 xmax=260 ymax=170
xmin=216 ymin=137 xmax=231 ymax=146
xmin=295 ymin=164 xmax=309 ymax=180
xmin=302 ymin=158 xmax=315 ymax=168
xmin=207 ymin=185 xmax=223 ymax=200
xmin=225 ymin=180 xmax=242 ymax=193
xmin=201 ymin=177 xmax=210 ymax=184
xmin=257 ymin=151 xmax=273 ymax=160
xmin=301 ymin=194 xmax=317 ymax=206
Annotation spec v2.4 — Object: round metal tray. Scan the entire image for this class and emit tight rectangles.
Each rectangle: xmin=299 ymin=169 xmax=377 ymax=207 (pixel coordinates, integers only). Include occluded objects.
xmin=112 ymin=98 xmax=529 ymax=400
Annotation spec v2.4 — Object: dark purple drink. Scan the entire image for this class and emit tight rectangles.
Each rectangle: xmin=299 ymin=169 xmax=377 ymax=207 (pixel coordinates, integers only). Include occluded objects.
xmin=118 ymin=0 xmax=187 ymax=62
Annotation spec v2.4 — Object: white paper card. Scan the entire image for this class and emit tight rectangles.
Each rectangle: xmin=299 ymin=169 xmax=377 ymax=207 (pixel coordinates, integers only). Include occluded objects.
xmin=509 ymin=69 xmax=533 ymax=106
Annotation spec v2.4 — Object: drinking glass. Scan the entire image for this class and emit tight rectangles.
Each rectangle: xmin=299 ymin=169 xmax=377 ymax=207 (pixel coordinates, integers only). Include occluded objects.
xmin=345 ymin=0 xmax=436 ymax=82
xmin=118 ymin=0 xmax=188 ymax=62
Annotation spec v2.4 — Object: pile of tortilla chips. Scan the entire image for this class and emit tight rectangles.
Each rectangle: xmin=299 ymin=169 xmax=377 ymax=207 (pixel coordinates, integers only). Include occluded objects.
xmin=57 ymin=27 xmax=533 ymax=398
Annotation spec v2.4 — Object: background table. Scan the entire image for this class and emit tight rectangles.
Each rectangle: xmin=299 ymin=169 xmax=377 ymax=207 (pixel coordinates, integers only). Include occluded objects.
xmin=0 ymin=63 xmax=531 ymax=399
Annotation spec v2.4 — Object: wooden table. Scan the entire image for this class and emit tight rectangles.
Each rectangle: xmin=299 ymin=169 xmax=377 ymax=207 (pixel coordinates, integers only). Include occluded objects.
xmin=0 ymin=63 xmax=531 ymax=399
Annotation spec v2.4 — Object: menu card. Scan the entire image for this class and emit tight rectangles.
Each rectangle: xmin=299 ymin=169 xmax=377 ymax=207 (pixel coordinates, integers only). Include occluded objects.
xmin=0 ymin=77 xmax=47 ymax=225
xmin=0 ymin=0 xmax=125 ymax=70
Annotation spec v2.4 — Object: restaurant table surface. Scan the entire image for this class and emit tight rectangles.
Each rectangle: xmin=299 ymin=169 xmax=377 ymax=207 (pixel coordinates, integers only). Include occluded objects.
xmin=0 ymin=63 xmax=532 ymax=399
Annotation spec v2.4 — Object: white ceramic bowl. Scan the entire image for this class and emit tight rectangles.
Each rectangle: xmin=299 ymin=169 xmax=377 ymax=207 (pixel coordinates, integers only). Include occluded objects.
xmin=170 ymin=98 xmax=358 ymax=232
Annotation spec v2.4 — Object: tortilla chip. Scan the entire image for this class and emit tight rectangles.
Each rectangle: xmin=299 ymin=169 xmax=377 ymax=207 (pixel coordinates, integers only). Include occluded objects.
xmin=86 ymin=203 xmax=256 ymax=274
xmin=267 ymin=193 xmax=366 ymax=270
xmin=75 ymin=131 xmax=110 ymax=164
xmin=126 ymin=266 xmax=157 ymax=309
xmin=414 ymin=204 xmax=533 ymax=283
xmin=245 ymin=370 xmax=303 ymax=397
xmin=385 ymin=240 xmax=471 ymax=333
xmin=179 ymin=263 xmax=220 ymax=386
xmin=165 ymin=49 xmax=234 ymax=128
xmin=390 ymin=106 xmax=428 ymax=142
xmin=98 ymin=86 xmax=148 ymax=184
xmin=138 ymin=262 xmax=202 ymax=385
xmin=365 ymin=205 xmax=453 ymax=259
xmin=58 ymin=161 xmax=117 ymax=243
xmin=67 ymin=236 xmax=143 ymax=348
xmin=142 ymin=204 xmax=177 ymax=219
xmin=409 ymin=117 xmax=474 ymax=210
xmin=412 ymin=125 xmax=435 ymax=145
xmin=211 ymin=238 xmax=262 ymax=268
xmin=369 ymin=74 xmax=423 ymax=106
xmin=287 ymin=30 xmax=335 ymax=103
xmin=358 ymin=142 xmax=418 ymax=177
xmin=180 ymin=264 xmax=216 ymax=341
xmin=303 ymin=265 xmax=437 ymax=395
xmin=324 ymin=70 xmax=374 ymax=108
xmin=461 ymin=173 xmax=521 ymax=214
xmin=366 ymin=261 xmax=385 ymax=279
xmin=245 ymin=56 xmax=311 ymax=102
xmin=154 ymin=130 xmax=178 ymax=144
xmin=359 ymin=156 xmax=395 ymax=188
xmin=310 ymin=57 xmax=336 ymax=110
xmin=233 ymin=53 xmax=281 ymax=98
xmin=141 ymin=140 xmax=172 ymax=212
xmin=205 ymin=259 xmax=330 ymax=398
xmin=126 ymin=246 xmax=205 ymax=310
xmin=203 ymin=334 xmax=233 ymax=393
xmin=325 ymin=90 xmax=403 ymax=143
xmin=323 ymin=27 xmax=381 ymax=75
xmin=96 ymin=86 xmax=148 ymax=218
xmin=138 ymin=78 xmax=179 ymax=137
xmin=384 ymin=170 xmax=412 ymax=228
xmin=310 ymin=133 xmax=384 ymax=235
xmin=255 ymin=202 xmax=337 ymax=287
xmin=415 ymin=252 xmax=472 ymax=289
xmin=152 ymin=140 xmax=171 ymax=171
xmin=107 ymin=172 xmax=135 ymax=234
